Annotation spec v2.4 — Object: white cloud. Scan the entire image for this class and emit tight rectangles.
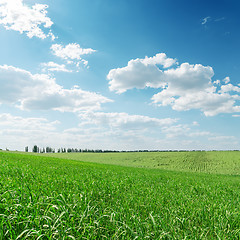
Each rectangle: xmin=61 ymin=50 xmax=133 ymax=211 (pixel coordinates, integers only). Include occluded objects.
xmin=232 ymin=115 xmax=240 ymax=117
xmin=141 ymin=53 xmax=177 ymax=68
xmin=158 ymin=63 xmax=214 ymax=92
xmin=66 ymin=111 xmax=234 ymax=150
xmin=213 ymin=80 xmax=220 ymax=85
xmin=51 ymin=43 xmax=96 ymax=68
xmin=0 ymin=65 xmax=112 ymax=112
xmin=192 ymin=121 xmax=199 ymax=126
xmin=0 ymin=111 xmax=238 ymax=151
xmin=108 ymin=53 xmax=240 ymax=116
xmin=161 ymin=124 xmax=191 ymax=138
xmin=41 ymin=62 xmax=72 ymax=73
xmin=0 ymin=0 xmax=55 ymax=39
xmin=0 ymin=111 xmax=179 ymax=151
xmin=161 ymin=124 xmax=210 ymax=139
xmin=188 ymin=131 xmax=211 ymax=137
xmin=0 ymin=113 xmax=59 ymax=150
xmin=160 ymin=124 xmax=236 ymax=149
xmin=223 ymin=76 xmax=230 ymax=84
xmin=208 ymin=135 xmax=236 ymax=142
xmin=107 ymin=53 xmax=177 ymax=93
xmin=78 ymin=111 xmax=178 ymax=130
xmin=64 ymin=111 xmax=181 ymax=150
xmin=0 ymin=113 xmax=58 ymax=131
xmin=152 ymin=88 xmax=240 ymax=117
xmin=201 ymin=16 xmax=211 ymax=25
xmin=215 ymin=17 xmax=225 ymax=22
xmin=220 ymin=83 xmax=240 ymax=93
xmin=51 ymin=43 xmax=96 ymax=60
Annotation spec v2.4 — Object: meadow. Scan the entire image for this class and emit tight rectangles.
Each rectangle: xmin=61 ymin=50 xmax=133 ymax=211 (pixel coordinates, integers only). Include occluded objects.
xmin=0 ymin=150 xmax=239 ymax=239
xmin=45 ymin=150 xmax=240 ymax=175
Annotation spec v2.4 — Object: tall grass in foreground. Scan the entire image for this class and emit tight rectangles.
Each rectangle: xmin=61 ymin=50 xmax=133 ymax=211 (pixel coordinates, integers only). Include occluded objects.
xmin=0 ymin=151 xmax=239 ymax=239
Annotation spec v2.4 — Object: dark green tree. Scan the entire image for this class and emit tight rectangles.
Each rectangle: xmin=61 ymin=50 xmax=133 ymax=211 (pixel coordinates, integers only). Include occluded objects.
xmin=32 ymin=145 xmax=38 ymax=153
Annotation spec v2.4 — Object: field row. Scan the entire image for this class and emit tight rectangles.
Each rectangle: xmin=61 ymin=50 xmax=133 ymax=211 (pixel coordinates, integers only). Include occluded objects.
xmin=43 ymin=151 xmax=240 ymax=175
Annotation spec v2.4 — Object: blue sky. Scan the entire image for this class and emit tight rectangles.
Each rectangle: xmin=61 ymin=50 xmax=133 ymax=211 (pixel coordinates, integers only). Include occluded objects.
xmin=0 ymin=0 xmax=240 ymax=151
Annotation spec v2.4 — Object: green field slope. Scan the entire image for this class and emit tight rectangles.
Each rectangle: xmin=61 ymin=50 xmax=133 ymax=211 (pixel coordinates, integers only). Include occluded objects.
xmin=0 ymin=151 xmax=239 ymax=239
xmin=45 ymin=151 xmax=240 ymax=175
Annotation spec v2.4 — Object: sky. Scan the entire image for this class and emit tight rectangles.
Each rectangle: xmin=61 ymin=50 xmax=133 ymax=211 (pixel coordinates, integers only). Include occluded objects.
xmin=0 ymin=0 xmax=240 ymax=151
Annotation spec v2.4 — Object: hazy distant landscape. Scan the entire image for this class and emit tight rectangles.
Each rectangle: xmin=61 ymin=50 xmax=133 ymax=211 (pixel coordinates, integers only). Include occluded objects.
xmin=0 ymin=150 xmax=239 ymax=239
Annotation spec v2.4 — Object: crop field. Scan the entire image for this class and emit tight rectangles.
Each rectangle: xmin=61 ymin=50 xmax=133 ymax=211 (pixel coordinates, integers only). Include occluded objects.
xmin=0 ymin=151 xmax=239 ymax=239
xmin=45 ymin=151 xmax=240 ymax=175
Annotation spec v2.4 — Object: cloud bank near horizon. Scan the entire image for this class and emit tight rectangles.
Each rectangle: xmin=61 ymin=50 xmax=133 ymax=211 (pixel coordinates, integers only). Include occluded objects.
xmin=0 ymin=65 xmax=112 ymax=112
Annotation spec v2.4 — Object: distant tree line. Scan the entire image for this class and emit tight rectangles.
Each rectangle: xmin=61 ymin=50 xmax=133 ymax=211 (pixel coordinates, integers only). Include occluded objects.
xmin=27 ymin=145 xmax=128 ymax=153
xmin=31 ymin=145 xmax=56 ymax=153
xmin=29 ymin=145 xmax=107 ymax=153
xmin=25 ymin=146 xmax=240 ymax=153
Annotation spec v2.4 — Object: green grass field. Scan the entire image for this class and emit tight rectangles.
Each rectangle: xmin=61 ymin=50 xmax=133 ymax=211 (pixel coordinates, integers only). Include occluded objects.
xmin=45 ymin=151 xmax=240 ymax=175
xmin=0 ymin=151 xmax=239 ymax=239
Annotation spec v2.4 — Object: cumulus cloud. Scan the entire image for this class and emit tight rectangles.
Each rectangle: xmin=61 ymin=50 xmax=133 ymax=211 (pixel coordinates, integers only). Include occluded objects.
xmin=0 ymin=65 xmax=112 ymax=112
xmin=0 ymin=0 xmax=55 ymax=39
xmin=220 ymin=83 xmax=240 ymax=93
xmin=141 ymin=53 xmax=177 ymax=68
xmin=51 ymin=43 xmax=96 ymax=68
xmin=41 ymin=62 xmax=72 ymax=72
xmin=51 ymin=43 xmax=96 ymax=60
xmin=108 ymin=60 xmax=213 ymax=94
xmin=223 ymin=76 xmax=230 ymax=84
xmin=107 ymin=53 xmax=177 ymax=93
xmin=152 ymin=87 xmax=240 ymax=117
xmin=108 ymin=53 xmax=240 ymax=116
